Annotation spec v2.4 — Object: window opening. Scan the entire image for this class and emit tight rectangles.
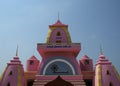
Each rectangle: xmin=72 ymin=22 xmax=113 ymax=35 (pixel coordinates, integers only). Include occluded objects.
xmin=84 ymin=79 xmax=92 ymax=86
xmin=85 ymin=60 xmax=89 ymax=65
xmin=107 ymin=70 xmax=111 ymax=75
xmin=9 ymin=71 xmax=13 ymax=76
xmin=7 ymin=82 xmax=10 ymax=86
xmin=56 ymin=40 xmax=61 ymax=43
xmin=109 ymin=82 xmax=113 ymax=86
xmin=27 ymin=79 xmax=34 ymax=86
xmin=30 ymin=60 xmax=34 ymax=65
xmin=56 ymin=32 xmax=61 ymax=36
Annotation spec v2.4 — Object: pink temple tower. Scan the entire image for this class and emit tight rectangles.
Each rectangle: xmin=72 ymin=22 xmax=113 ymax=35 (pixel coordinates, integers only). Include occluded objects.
xmin=95 ymin=48 xmax=120 ymax=86
xmin=80 ymin=55 xmax=94 ymax=86
xmin=0 ymin=18 xmax=120 ymax=86
xmin=26 ymin=55 xmax=40 ymax=71
xmin=0 ymin=49 xmax=25 ymax=86
xmin=33 ymin=19 xmax=86 ymax=86
xmin=24 ymin=55 xmax=40 ymax=86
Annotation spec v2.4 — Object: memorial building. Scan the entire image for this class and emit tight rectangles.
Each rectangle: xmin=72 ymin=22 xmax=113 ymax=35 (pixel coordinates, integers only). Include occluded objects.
xmin=0 ymin=19 xmax=120 ymax=86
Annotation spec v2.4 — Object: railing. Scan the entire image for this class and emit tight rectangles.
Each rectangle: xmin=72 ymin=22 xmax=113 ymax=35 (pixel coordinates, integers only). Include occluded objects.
xmin=37 ymin=43 xmax=81 ymax=46
xmin=37 ymin=43 xmax=81 ymax=48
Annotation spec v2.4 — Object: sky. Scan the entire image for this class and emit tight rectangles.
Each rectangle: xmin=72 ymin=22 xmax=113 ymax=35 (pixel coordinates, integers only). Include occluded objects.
xmin=0 ymin=0 xmax=120 ymax=74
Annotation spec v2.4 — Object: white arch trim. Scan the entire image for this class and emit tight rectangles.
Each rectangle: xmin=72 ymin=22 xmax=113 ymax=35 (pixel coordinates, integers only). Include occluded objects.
xmin=43 ymin=59 xmax=75 ymax=75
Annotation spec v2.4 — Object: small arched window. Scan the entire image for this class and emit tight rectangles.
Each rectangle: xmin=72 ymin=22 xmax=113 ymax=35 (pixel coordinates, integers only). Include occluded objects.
xmin=9 ymin=71 xmax=13 ymax=76
xmin=56 ymin=31 xmax=61 ymax=36
xmin=109 ymin=82 xmax=113 ymax=86
xmin=85 ymin=60 xmax=89 ymax=65
xmin=106 ymin=70 xmax=111 ymax=75
xmin=7 ymin=82 xmax=10 ymax=86
xmin=30 ymin=60 xmax=34 ymax=65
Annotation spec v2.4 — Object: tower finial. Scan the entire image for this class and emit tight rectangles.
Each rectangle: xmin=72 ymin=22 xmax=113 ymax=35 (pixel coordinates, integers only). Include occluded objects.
xmin=58 ymin=12 xmax=60 ymax=20
xmin=100 ymin=45 xmax=103 ymax=55
xmin=16 ymin=45 xmax=18 ymax=56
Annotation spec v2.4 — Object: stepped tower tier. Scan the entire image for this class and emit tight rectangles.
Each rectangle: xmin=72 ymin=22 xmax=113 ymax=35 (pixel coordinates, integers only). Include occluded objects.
xmin=37 ymin=19 xmax=81 ymax=75
xmin=46 ymin=19 xmax=71 ymax=44
xmin=0 ymin=54 xmax=25 ymax=86
xmin=35 ymin=19 xmax=86 ymax=86
xmin=37 ymin=20 xmax=80 ymax=58
xmin=95 ymin=53 xmax=120 ymax=86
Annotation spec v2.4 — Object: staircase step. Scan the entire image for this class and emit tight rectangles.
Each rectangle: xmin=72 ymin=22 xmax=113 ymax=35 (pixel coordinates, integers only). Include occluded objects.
xmin=33 ymin=80 xmax=86 ymax=86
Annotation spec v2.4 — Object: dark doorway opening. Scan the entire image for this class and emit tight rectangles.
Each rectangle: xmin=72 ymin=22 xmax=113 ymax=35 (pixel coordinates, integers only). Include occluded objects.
xmin=84 ymin=79 xmax=92 ymax=86
xmin=45 ymin=76 xmax=73 ymax=86
xmin=27 ymin=79 xmax=34 ymax=86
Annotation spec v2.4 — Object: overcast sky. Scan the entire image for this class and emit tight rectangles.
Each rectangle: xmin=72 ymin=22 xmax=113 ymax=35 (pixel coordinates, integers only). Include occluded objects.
xmin=0 ymin=0 xmax=120 ymax=74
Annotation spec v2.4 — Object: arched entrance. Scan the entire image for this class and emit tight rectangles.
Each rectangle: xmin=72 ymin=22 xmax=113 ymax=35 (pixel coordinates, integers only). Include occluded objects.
xmin=45 ymin=76 xmax=73 ymax=86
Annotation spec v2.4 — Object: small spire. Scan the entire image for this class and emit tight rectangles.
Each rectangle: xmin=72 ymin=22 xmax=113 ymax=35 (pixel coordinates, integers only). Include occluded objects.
xmin=58 ymin=12 xmax=60 ymax=20
xmin=16 ymin=45 xmax=18 ymax=56
xmin=100 ymin=45 xmax=103 ymax=55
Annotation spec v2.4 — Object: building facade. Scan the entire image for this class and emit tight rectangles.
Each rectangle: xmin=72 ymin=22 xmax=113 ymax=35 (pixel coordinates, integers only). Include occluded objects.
xmin=0 ymin=19 xmax=120 ymax=86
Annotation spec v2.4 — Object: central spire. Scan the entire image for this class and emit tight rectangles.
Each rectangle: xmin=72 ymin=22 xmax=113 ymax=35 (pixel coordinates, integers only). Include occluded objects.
xmin=16 ymin=45 xmax=18 ymax=56
xmin=100 ymin=45 xmax=103 ymax=55
xmin=58 ymin=12 xmax=60 ymax=20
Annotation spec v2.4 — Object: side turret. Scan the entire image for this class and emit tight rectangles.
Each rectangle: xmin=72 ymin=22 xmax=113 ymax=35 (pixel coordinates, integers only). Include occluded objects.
xmin=95 ymin=53 xmax=120 ymax=86
xmin=26 ymin=55 xmax=40 ymax=71
xmin=80 ymin=55 xmax=93 ymax=71
xmin=0 ymin=55 xmax=25 ymax=86
xmin=79 ymin=55 xmax=94 ymax=86
xmin=46 ymin=20 xmax=71 ymax=44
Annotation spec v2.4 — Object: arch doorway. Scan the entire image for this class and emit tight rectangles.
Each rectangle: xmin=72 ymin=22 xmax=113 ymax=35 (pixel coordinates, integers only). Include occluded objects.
xmin=45 ymin=76 xmax=73 ymax=86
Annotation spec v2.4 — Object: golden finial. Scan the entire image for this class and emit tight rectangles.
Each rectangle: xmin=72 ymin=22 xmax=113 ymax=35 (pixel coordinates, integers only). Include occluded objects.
xmin=16 ymin=45 xmax=18 ymax=56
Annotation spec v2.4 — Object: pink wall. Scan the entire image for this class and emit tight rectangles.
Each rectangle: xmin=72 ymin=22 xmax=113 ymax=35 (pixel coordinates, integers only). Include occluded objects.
xmin=95 ymin=54 xmax=120 ymax=86
xmin=38 ymin=55 xmax=82 ymax=75
xmin=80 ymin=55 xmax=93 ymax=71
xmin=26 ymin=56 xmax=40 ymax=71
xmin=36 ymin=75 xmax=83 ymax=80
xmin=49 ymin=28 xmax=68 ymax=44
xmin=0 ymin=64 xmax=25 ymax=86
xmin=101 ymin=65 xmax=120 ymax=86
